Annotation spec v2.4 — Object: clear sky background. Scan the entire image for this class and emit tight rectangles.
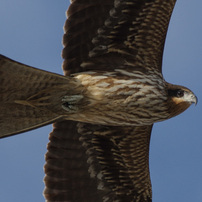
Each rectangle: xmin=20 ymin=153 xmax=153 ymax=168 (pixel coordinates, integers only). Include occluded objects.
xmin=0 ymin=1 xmax=201 ymax=202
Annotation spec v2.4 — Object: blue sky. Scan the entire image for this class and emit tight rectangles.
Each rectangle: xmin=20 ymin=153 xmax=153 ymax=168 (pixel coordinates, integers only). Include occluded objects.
xmin=0 ymin=1 xmax=202 ymax=202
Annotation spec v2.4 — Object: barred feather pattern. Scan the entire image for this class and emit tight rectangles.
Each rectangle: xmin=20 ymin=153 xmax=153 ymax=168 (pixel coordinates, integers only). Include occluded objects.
xmin=44 ymin=121 xmax=152 ymax=202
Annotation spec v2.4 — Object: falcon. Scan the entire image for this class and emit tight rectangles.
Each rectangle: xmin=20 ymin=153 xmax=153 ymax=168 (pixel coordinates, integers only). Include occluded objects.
xmin=0 ymin=1 xmax=197 ymax=201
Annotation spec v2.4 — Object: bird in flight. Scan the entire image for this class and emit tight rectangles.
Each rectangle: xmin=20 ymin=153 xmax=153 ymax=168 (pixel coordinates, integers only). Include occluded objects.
xmin=0 ymin=1 xmax=197 ymax=201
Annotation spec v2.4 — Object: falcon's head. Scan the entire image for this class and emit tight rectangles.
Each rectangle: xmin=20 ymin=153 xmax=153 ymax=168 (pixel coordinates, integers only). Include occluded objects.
xmin=167 ymin=83 xmax=197 ymax=118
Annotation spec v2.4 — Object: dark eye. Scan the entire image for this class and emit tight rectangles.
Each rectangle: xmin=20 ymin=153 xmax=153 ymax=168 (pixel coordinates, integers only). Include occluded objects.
xmin=176 ymin=90 xmax=184 ymax=98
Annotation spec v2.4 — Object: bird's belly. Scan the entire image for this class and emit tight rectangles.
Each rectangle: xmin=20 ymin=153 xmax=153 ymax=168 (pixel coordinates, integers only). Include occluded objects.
xmin=68 ymin=97 xmax=169 ymax=126
xmin=66 ymin=73 xmax=169 ymax=126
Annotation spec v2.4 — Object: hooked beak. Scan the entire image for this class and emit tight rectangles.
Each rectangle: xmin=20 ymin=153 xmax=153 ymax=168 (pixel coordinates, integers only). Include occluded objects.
xmin=191 ymin=94 xmax=198 ymax=106
xmin=184 ymin=90 xmax=198 ymax=106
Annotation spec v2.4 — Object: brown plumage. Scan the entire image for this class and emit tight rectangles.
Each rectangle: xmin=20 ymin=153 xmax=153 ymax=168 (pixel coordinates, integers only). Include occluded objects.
xmin=0 ymin=0 xmax=197 ymax=201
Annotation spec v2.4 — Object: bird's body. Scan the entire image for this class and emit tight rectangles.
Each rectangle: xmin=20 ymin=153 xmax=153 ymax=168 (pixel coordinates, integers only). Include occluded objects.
xmin=0 ymin=0 xmax=197 ymax=201
xmin=68 ymin=70 xmax=167 ymax=126
xmin=0 ymin=55 xmax=195 ymax=133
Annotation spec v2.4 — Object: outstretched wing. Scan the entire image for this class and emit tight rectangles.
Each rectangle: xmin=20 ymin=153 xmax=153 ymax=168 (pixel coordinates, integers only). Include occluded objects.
xmin=44 ymin=0 xmax=176 ymax=201
xmin=62 ymin=0 xmax=176 ymax=74
xmin=44 ymin=121 xmax=152 ymax=201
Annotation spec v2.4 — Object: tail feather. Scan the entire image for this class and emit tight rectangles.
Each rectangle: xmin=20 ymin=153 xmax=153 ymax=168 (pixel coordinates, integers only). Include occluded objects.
xmin=0 ymin=54 xmax=76 ymax=138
